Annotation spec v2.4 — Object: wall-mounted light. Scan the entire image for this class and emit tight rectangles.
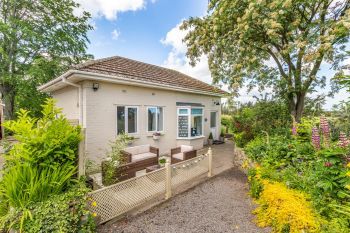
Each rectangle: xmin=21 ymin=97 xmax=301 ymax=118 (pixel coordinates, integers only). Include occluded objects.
xmin=92 ymin=83 xmax=99 ymax=91
xmin=213 ymin=101 xmax=220 ymax=105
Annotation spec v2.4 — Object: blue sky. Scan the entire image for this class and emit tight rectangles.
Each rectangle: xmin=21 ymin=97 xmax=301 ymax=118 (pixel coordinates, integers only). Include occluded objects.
xmin=76 ymin=0 xmax=348 ymax=109
xmin=81 ymin=0 xmax=206 ymax=64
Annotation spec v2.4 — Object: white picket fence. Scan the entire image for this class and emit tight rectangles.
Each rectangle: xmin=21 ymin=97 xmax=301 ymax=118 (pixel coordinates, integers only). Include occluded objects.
xmin=88 ymin=148 xmax=213 ymax=224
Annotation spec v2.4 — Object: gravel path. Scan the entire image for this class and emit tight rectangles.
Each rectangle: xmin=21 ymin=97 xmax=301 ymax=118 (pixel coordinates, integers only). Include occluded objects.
xmin=98 ymin=168 xmax=269 ymax=233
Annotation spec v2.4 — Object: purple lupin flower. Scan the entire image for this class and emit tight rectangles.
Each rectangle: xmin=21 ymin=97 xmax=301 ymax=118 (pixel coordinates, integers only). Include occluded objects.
xmin=338 ymin=132 xmax=349 ymax=148
xmin=292 ymin=124 xmax=297 ymax=136
xmin=320 ymin=116 xmax=330 ymax=147
xmin=312 ymin=127 xmax=321 ymax=150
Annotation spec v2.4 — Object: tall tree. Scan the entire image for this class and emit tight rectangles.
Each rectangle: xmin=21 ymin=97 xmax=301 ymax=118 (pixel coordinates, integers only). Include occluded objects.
xmin=182 ymin=0 xmax=350 ymax=121
xmin=0 ymin=0 xmax=92 ymax=119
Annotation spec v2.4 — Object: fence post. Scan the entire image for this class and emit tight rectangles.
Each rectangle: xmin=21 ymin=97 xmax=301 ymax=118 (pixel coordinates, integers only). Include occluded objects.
xmin=165 ymin=160 xmax=172 ymax=200
xmin=78 ymin=128 xmax=86 ymax=178
xmin=208 ymin=147 xmax=213 ymax=177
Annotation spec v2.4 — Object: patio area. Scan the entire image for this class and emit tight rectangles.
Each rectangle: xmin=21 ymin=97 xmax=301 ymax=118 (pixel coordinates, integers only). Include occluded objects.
xmin=198 ymin=140 xmax=235 ymax=175
xmin=90 ymin=140 xmax=235 ymax=189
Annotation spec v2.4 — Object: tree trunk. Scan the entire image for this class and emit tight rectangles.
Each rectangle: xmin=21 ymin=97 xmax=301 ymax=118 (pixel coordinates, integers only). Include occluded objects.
xmin=287 ymin=91 xmax=305 ymax=122
xmin=295 ymin=93 xmax=306 ymax=122
xmin=0 ymin=83 xmax=15 ymax=120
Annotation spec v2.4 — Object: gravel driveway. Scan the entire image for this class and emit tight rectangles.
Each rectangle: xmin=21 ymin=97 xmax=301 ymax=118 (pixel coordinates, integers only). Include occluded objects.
xmin=98 ymin=168 xmax=269 ymax=233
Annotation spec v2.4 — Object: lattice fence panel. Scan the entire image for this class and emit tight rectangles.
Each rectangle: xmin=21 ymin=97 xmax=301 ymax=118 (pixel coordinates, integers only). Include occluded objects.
xmin=171 ymin=154 xmax=209 ymax=188
xmin=88 ymin=168 xmax=166 ymax=224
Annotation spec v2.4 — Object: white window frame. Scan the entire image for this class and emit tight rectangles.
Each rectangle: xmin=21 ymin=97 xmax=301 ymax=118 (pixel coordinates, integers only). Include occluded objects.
xmin=177 ymin=107 xmax=204 ymax=139
xmin=147 ymin=106 xmax=164 ymax=132
xmin=116 ymin=105 xmax=139 ymax=135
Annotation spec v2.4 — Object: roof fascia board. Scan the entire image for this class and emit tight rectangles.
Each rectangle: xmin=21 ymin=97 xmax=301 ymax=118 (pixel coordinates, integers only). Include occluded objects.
xmin=39 ymin=70 xmax=226 ymax=97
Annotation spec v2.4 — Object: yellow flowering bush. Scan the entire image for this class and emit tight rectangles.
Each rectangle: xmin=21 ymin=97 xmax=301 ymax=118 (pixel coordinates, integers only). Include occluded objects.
xmin=241 ymin=159 xmax=249 ymax=169
xmin=254 ymin=180 xmax=321 ymax=233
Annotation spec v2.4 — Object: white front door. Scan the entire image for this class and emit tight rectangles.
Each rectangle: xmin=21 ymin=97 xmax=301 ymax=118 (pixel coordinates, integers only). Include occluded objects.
xmin=210 ymin=111 xmax=218 ymax=140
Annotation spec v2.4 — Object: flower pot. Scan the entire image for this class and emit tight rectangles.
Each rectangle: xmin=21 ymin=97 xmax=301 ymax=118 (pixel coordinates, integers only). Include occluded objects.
xmin=153 ymin=135 xmax=160 ymax=140
xmin=208 ymin=139 xmax=213 ymax=145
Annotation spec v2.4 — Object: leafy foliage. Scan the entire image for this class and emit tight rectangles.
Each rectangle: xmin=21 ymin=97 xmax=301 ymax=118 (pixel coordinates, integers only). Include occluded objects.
xmin=182 ymin=0 xmax=350 ymax=120
xmin=221 ymin=114 xmax=233 ymax=133
xmin=102 ymin=133 xmax=131 ymax=186
xmin=0 ymin=162 xmax=76 ymax=209
xmin=245 ymin=116 xmax=350 ymax=232
xmin=232 ymin=100 xmax=291 ymax=146
xmin=3 ymin=99 xmax=81 ymax=168
xmin=0 ymin=99 xmax=95 ymax=232
xmin=0 ymin=0 xmax=93 ymax=118
xmin=254 ymin=179 xmax=322 ymax=233
xmin=0 ymin=184 xmax=95 ymax=233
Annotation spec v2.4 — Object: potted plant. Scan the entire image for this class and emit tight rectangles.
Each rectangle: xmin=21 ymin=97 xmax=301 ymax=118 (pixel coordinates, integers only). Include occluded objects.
xmin=219 ymin=129 xmax=225 ymax=142
xmin=208 ymin=132 xmax=213 ymax=145
xmin=126 ymin=135 xmax=135 ymax=146
xmin=158 ymin=156 xmax=167 ymax=167
xmin=153 ymin=132 xmax=161 ymax=140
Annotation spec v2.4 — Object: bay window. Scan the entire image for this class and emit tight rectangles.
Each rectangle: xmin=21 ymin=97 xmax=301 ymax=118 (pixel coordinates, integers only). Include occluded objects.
xmin=147 ymin=106 xmax=163 ymax=132
xmin=117 ymin=106 xmax=138 ymax=134
xmin=177 ymin=107 xmax=203 ymax=138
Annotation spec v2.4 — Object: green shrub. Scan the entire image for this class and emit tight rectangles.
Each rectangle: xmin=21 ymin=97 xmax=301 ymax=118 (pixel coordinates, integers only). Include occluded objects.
xmin=221 ymin=114 xmax=233 ymax=133
xmin=3 ymin=99 xmax=81 ymax=168
xmin=0 ymin=162 xmax=76 ymax=209
xmin=248 ymin=168 xmax=264 ymax=199
xmin=244 ymin=117 xmax=350 ymax=231
xmin=0 ymin=184 xmax=95 ymax=232
xmin=0 ymin=99 xmax=95 ymax=232
xmin=102 ymin=133 xmax=131 ymax=186
xmin=296 ymin=117 xmax=319 ymax=142
xmin=232 ymin=100 xmax=291 ymax=147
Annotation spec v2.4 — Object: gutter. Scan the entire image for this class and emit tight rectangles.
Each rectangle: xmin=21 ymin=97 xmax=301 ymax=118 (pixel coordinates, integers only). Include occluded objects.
xmin=73 ymin=70 xmax=227 ymax=97
xmin=38 ymin=70 xmax=227 ymax=97
xmin=62 ymin=77 xmax=83 ymax=126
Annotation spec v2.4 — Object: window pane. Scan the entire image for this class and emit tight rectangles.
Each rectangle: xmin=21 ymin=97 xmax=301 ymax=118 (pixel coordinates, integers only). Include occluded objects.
xmin=191 ymin=108 xmax=203 ymax=115
xmin=210 ymin=112 xmax=217 ymax=128
xmin=148 ymin=107 xmax=156 ymax=131
xmin=178 ymin=115 xmax=189 ymax=137
xmin=117 ymin=106 xmax=125 ymax=134
xmin=191 ymin=115 xmax=203 ymax=136
xmin=157 ymin=107 xmax=163 ymax=131
xmin=179 ymin=109 xmax=188 ymax=115
xmin=128 ymin=107 xmax=137 ymax=133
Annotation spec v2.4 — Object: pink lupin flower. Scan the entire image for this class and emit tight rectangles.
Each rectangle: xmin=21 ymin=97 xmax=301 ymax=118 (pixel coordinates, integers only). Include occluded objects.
xmin=292 ymin=125 xmax=297 ymax=136
xmin=320 ymin=116 xmax=330 ymax=147
xmin=312 ymin=127 xmax=321 ymax=150
xmin=338 ymin=132 xmax=349 ymax=148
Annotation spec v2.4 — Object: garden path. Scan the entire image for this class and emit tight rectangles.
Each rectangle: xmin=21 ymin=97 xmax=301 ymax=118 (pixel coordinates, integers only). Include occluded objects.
xmin=98 ymin=167 xmax=269 ymax=233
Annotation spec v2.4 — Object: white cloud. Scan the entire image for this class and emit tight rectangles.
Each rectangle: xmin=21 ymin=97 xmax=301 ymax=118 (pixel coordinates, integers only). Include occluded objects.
xmin=111 ymin=29 xmax=120 ymax=40
xmin=75 ymin=0 xmax=146 ymax=20
xmin=160 ymin=22 xmax=212 ymax=84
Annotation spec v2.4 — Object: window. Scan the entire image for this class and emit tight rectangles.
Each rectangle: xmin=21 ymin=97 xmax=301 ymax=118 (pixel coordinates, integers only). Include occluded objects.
xmin=177 ymin=107 xmax=203 ymax=138
xmin=117 ymin=106 xmax=138 ymax=134
xmin=147 ymin=107 xmax=163 ymax=132
xmin=210 ymin=112 xmax=217 ymax=128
